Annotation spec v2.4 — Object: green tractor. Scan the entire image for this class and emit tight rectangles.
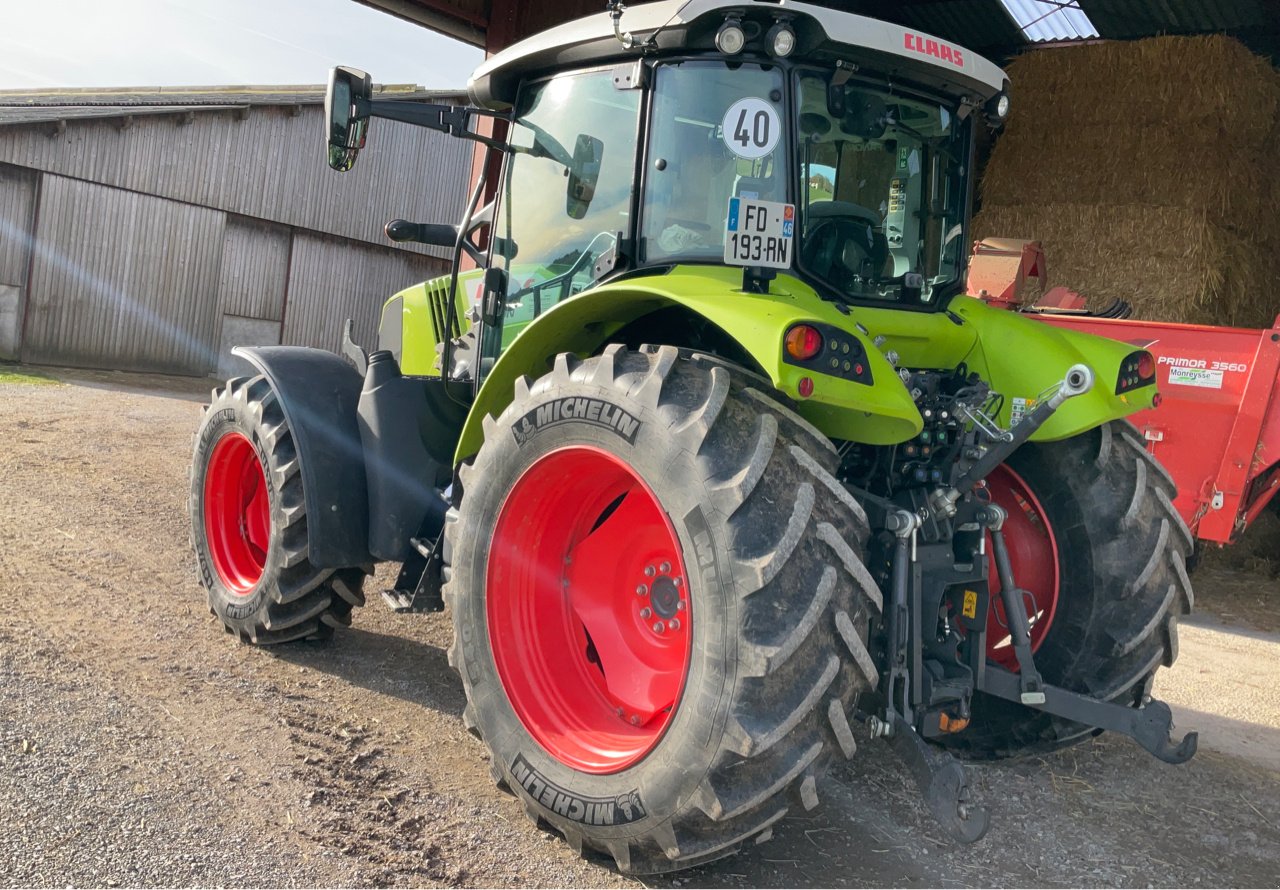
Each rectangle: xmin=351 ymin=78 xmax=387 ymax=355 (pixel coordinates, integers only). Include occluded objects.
xmin=190 ymin=0 xmax=1196 ymax=873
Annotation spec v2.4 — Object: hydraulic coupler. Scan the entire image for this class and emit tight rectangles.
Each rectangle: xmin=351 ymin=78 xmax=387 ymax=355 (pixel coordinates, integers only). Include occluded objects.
xmin=933 ymin=363 xmax=1094 ymax=516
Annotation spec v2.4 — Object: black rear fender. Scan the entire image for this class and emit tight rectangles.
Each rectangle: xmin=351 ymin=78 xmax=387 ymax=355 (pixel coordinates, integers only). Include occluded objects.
xmin=231 ymin=346 xmax=373 ymax=569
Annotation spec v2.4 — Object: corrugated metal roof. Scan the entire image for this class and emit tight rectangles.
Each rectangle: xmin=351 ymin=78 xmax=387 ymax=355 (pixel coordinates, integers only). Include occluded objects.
xmin=896 ymin=1 xmax=1028 ymax=52
xmin=0 ymin=84 xmax=467 ymax=127
xmin=363 ymin=0 xmax=1279 ymax=64
xmin=0 ymin=106 xmax=239 ymax=125
xmin=0 ymin=102 xmax=472 ymax=260
xmin=1001 ymin=0 xmax=1099 ymax=42
xmin=890 ymin=0 xmax=1276 ymax=60
xmin=1079 ymin=0 xmax=1270 ymax=39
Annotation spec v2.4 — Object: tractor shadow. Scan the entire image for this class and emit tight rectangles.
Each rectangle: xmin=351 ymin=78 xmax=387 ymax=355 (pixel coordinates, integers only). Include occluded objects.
xmin=269 ymin=622 xmax=467 ymax=719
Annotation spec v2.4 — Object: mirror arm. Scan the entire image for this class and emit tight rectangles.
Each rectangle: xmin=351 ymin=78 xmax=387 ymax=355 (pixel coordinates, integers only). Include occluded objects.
xmin=356 ymin=98 xmax=511 ymax=151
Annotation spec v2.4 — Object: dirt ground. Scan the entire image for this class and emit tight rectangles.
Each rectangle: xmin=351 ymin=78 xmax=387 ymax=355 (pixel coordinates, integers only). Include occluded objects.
xmin=2 ymin=365 xmax=1279 ymax=888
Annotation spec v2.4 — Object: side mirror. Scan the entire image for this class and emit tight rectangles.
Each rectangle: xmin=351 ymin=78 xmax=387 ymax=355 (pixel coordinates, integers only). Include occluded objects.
xmin=566 ymin=133 xmax=604 ymax=220
xmin=325 ymin=66 xmax=372 ymax=172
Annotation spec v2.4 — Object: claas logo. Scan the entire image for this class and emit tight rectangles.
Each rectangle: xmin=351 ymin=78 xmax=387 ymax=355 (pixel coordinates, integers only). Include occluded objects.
xmin=904 ymin=33 xmax=966 ymax=68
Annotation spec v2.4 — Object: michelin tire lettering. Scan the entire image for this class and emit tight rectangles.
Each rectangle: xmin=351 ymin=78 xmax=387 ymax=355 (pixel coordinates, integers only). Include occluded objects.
xmin=511 ymin=397 xmax=641 ymax=446
xmin=510 ymin=755 xmax=646 ymax=826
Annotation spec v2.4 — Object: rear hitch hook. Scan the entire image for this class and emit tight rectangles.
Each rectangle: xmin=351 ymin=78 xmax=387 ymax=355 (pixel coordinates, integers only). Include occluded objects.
xmin=1132 ymin=699 xmax=1199 ymax=765
xmin=886 ymin=715 xmax=990 ymax=844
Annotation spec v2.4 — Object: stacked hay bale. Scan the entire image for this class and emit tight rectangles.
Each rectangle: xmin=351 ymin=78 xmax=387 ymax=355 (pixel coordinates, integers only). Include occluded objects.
xmin=974 ymin=36 xmax=1280 ymax=328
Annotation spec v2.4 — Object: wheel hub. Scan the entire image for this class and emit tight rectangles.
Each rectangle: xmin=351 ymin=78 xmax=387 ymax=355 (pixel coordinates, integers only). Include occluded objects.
xmin=647 ymin=573 xmax=683 ymax=621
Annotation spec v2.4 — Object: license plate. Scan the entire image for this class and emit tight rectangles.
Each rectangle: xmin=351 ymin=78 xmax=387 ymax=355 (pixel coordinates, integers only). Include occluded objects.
xmin=724 ymin=198 xmax=794 ymax=269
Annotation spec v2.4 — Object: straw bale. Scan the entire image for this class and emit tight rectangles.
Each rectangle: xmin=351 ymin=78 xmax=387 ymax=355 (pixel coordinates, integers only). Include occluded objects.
xmin=987 ymin=35 xmax=1280 ymax=231
xmin=972 ymin=203 xmax=1275 ymax=329
xmin=1002 ymin=35 xmax=1280 ymax=150
xmin=980 ymin=127 xmax=1271 ymax=231
xmin=976 ymin=34 xmax=1280 ymax=329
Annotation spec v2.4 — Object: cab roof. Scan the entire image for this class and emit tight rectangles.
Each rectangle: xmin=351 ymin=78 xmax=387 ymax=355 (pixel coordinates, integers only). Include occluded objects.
xmin=468 ymin=0 xmax=1007 ymax=110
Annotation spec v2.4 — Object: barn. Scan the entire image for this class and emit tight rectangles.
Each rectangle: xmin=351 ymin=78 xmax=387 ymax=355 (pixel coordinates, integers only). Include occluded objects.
xmin=0 ymin=84 xmax=471 ymax=377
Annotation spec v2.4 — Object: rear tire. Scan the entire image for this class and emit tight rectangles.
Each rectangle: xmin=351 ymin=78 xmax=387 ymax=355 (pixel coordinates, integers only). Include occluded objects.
xmin=443 ymin=346 xmax=883 ymax=873
xmin=190 ymin=375 xmax=368 ymax=644
xmin=946 ymin=420 xmax=1194 ymax=758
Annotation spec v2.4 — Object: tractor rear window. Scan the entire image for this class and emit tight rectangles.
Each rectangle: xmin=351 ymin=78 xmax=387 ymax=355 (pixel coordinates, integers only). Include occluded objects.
xmin=796 ymin=72 xmax=971 ymax=306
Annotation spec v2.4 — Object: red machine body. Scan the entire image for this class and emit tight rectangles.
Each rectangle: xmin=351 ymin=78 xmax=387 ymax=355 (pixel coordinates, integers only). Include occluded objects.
xmin=970 ymin=239 xmax=1280 ymax=545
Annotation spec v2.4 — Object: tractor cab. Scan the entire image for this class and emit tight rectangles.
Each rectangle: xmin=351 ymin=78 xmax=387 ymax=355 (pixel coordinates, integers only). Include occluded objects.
xmin=477 ymin=0 xmax=1011 ymax=305
xmin=494 ymin=54 xmax=979 ymax=316
xmin=326 ymin=0 xmax=1011 ymax=386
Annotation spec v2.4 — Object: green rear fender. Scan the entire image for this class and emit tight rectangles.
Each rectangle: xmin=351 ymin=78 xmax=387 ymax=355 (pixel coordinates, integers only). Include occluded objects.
xmin=454 ymin=267 xmax=921 ymax=462
xmin=451 ymin=270 xmax=1159 ymax=464
xmin=950 ymin=297 xmax=1159 ymax=440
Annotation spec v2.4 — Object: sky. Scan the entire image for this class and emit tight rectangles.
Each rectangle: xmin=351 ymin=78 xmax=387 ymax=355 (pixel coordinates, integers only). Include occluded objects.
xmin=0 ymin=0 xmax=484 ymax=90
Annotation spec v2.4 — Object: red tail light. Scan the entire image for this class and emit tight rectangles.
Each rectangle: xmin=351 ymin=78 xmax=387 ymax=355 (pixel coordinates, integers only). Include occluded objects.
xmin=1118 ymin=350 xmax=1157 ymax=394
xmin=1137 ymin=351 xmax=1156 ymax=379
xmin=785 ymin=325 xmax=824 ymax=361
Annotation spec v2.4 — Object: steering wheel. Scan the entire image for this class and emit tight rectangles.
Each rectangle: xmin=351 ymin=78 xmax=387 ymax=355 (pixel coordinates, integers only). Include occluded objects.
xmin=802 ymin=216 xmax=881 ymax=288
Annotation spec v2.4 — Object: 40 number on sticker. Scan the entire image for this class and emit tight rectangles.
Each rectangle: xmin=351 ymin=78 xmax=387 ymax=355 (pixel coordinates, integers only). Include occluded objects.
xmin=725 ymin=198 xmax=794 ymax=269
xmin=721 ymin=97 xmax=780 ymax=160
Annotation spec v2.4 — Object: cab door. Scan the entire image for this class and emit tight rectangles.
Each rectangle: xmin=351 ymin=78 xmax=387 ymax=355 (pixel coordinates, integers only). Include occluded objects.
xmin=477 ymin=67 xmax=644 ymax=381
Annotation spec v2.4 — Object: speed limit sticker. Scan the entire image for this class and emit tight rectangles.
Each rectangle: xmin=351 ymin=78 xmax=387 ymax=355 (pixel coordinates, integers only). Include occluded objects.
xmin=722 ymin=97 xmax=780 ymax=160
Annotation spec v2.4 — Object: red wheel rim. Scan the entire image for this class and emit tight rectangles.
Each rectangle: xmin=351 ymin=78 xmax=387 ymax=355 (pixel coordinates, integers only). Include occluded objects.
xmin=984 ymin=464 xmax=1060 ymax=670
xmin=487 ymin=446 xmax=691 ymax=774
xmin=204 ymin=432 xmax=270 ymax=595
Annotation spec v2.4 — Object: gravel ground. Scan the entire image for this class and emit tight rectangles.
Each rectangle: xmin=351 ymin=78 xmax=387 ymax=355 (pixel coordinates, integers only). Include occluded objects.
xmin=1 ymin=364 xmax=1279 ymax=888
xmin=0 ymin=623 xmax=357 ymax=888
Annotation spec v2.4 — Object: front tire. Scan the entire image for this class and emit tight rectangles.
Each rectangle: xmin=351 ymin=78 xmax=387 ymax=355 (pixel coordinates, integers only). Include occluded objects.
xmin=948 ymin=420 xmax=1195 ymax=758
xmin=443 ymin=346 xmax=883 ymax=873
xmin=190 ymin=375 xmax=368 ymax=644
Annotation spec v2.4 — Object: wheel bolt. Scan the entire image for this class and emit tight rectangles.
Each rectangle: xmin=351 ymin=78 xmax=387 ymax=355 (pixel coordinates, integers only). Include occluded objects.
xmin=676 ymin=600 xmax=685 ymax=611
xmin=652 ymin=621 xmax=665 ymax=634
xmin=659 ymin=561 xmax=671 ymax=574
xmin=644 ymin=565 xmax=656 ymax=577
xmin=616 ymin=707 xmax=624 ymax=717
xmin=669 ymin=618 xmax=680 ymax=631
xmin=630 ymin=715 xmax=640 ymax=725
xmin=673 ymin=577 xmax=683 ymax=588
xmin=640 ymin=607 xmax=652 ymax=619
xmin=636 ymin=584 xmax=648 ymax=596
